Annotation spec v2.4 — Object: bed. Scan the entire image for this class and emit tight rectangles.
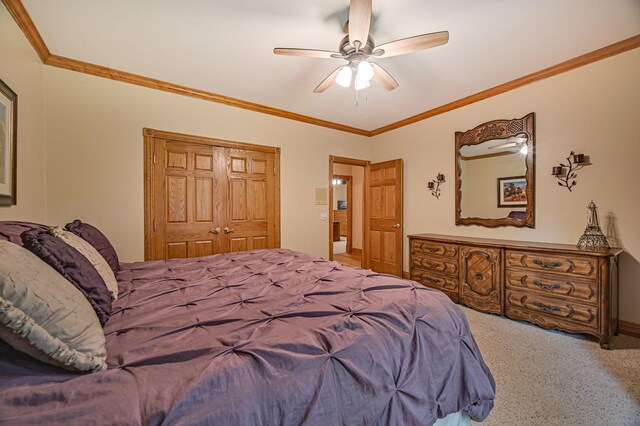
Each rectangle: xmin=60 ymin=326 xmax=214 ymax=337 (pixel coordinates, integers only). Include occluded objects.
xmin=0 ymin=224 xmax=495 ymax=425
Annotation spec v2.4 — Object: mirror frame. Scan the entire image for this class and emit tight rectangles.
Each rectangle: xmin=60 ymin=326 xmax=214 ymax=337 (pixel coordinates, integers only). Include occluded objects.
xmin=455 ymin=113 xmax=535 ymax=228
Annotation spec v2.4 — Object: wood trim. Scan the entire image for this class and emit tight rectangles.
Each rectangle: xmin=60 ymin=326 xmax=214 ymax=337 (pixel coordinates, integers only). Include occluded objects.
xmin=618 ymin=320 xmax=640 ymax=338
xmin=332 ymin=174 xmax=353 ymax=253
xmin=370 ymin=34 xmax=640 ymax=136
xmin=460 ymin=151 xmax=518 ymax=161
xmin=45 ymin=54 xmax=370 ymax=136
xmin=143 ymin=128 xmax=280 ymax=153
xmin=5 ymin=0 xmax=639 ymax=137
xmin=1 ymin=0 xmax=50 ymax=63
xmin=352 ymin=247 xmax=362 ymax=255
xmin=328 ymin=156 xmax=369 ymax=261
xmin=402 ymin=271 xmax=409 ymax=280
xmin=329 ymin=156 xmax=370 ymax=167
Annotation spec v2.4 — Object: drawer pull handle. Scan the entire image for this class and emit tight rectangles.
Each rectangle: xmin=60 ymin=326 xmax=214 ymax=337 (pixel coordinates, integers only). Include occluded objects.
xmin=424 ymin=277 xmax=440 ymax=285
xmin=533 ymin=260 xmax=562 ymax=269
xmin=423 ymin=246 xmax=439 ymax=253
xmin=533 ymin=280 xmax=561 ymax=290
xmin=475 ymin=272 xmax=484 ymax=280
xmin=425 ymin=262 xmax=439 ymax=268
xmin=533 ymin=301 xmax=561 ymax=312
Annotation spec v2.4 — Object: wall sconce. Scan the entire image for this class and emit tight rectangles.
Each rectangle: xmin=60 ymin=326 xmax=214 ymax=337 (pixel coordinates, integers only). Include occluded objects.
xmin=551 ymin=151 xmax=589 ymax=192
xmin=428 ymin=173 xmax=445 ymax=199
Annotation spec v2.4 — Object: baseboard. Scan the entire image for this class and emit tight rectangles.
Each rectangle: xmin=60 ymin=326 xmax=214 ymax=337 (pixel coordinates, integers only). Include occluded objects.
xmin=619 ymin=320 xmax=640 ymax=338
xmin=352 ymin=248 xmax=362 ymax=255
xmin=402 ymin=271 xmax=409 ymax=279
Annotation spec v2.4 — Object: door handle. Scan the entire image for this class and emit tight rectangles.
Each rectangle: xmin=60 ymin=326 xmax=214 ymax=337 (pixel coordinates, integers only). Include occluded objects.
xmin=223 ymin=227 xmax=235 ymax=234
xmin=209 ymin=227 xmax=221 ymax=234
xmin=392 ymin=223 xmax=401 ymax=228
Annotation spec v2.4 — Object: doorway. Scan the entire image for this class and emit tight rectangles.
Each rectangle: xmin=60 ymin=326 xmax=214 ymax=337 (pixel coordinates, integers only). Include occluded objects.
xmin=329 ymin=155 xmax=404 ymax=277
xmin=329 ymin=156 xmax=367 ymax=268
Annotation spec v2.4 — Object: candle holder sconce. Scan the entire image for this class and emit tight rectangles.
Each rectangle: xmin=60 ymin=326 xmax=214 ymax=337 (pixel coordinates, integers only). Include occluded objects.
xmin=428 ymin=173 xmax=445 ymax=199
xmin=551 ymin=151 xmax=589 ymax=192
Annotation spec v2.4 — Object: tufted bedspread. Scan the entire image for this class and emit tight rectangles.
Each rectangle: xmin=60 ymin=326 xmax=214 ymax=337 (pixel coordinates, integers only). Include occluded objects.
xmin=0 ymin=249 xmax=495 ymax=425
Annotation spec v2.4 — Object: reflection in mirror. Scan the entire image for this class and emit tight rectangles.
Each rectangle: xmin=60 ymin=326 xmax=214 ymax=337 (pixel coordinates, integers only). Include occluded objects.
xmin=459 ymin=133 xmax=528 ymax=219
xmin=455 ymin=113 xmax=535 ymax=228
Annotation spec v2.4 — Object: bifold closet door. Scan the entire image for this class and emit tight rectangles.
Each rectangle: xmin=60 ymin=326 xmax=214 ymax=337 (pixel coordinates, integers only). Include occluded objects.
xmin=224 ymin=148 xmax=277 ymax=253
xmin=151 ymin=139 xmax=226 ymax=260
xmin=145 ymin=129 xmax=281 ymax=261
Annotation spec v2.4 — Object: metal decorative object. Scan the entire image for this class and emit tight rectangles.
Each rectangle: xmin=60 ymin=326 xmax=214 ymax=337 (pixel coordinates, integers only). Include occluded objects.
xmin=428 ymin=173 xmax=445 ymax=199
xmin=577 ymin=201 xmax=610 ymax=252
xmin=551 ymin=151 xmax=588 ymax=192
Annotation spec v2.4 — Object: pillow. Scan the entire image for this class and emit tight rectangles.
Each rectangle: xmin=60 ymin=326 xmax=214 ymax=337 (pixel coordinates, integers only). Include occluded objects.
xmin=66 ymin=220 xmax=120 ymax=273
xmin=0 ymin=221 xmax=48 ymax=246
xmin=21 ymin=228 xmax=112 ymax=326
xmin=0 ymin=240 xmax=107 ymax=372
xmin=50 ymin=226 xmax=119 ymax=301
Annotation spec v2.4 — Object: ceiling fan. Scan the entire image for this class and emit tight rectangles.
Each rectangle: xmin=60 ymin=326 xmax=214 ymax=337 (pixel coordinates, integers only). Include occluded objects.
xmin=488 ymin=136 xmax=529 ymax=154
xmin=273 ymin=0 xmax=449 ymax=93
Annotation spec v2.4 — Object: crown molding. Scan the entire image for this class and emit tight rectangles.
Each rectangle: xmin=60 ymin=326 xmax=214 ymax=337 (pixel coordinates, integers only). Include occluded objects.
xmin=44 ymin=54 xmax=371 ymax=136
xmin=370 ymin=34 xmax=640 ymax=136
xmin=2 ymin=0 xmax=49 ymax=63
xmin=4 ymin=0 xmax=639 ymax=138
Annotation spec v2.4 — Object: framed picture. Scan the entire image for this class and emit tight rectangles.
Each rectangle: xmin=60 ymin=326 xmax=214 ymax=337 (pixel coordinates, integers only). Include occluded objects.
xmin=0 ymin=79 xmax=17 ymax=206
xmin=497 ymin=176 xmax=527 ymax=208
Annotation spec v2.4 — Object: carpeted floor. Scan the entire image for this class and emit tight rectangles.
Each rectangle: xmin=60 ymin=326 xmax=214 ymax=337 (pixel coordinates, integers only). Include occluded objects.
xmin=461 ymin=307 xmax=640 ymax=426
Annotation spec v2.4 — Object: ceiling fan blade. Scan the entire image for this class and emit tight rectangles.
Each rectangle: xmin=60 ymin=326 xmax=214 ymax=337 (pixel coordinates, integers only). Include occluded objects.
xmin=313 ymin=68 xmax=342 ymax=93
xmin=273 ymin=48 xmax=341 ymax=59
xmin=375 ymin=31 xmax=449 ymax=58
xmin=371 ymin=63 xmax=398 ymax=91
xmin=488 ymin=142 xmax=519 ymax=150
xmin=348 ymin=0 xmax=372 ymax=48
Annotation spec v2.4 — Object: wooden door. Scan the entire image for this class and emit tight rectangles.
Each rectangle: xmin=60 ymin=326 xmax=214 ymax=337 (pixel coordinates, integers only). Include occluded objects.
xmin=144 ymin=128 xmax=281 ymax=260
xmin=460 ymin=245 xmax=503 ymax=314
xmin=151 ymin=139 xmax=225 ymax=259
xmin=224 ymin=148 xmax=277 ymax=252
xmin=364 ymin=159 xmax=403 ymax=276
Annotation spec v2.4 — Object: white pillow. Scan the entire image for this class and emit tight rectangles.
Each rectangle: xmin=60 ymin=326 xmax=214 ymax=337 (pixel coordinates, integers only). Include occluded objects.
xmin=0 ymin=240 xmax=107 ymax=372
xmin=50 ymin=226 xmax=119 ymax=300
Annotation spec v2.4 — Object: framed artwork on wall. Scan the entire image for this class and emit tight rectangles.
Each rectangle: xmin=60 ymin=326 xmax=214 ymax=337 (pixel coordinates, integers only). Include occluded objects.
xmin=0 ymin=78 xmax=17 ymax=206
xmin=497 ymin=175 xmax=527 ymax=208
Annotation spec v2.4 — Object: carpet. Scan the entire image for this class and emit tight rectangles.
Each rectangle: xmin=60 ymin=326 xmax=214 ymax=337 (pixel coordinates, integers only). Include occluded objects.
xmin=461 ymin=307 xmax=640 ymax=425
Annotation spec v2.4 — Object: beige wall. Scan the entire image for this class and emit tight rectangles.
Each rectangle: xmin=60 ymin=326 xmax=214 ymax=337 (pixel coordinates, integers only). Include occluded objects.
xmin=460 ymin=153 xmax=527 ymax=218
xmin=0 ymin=5 xmax=45 ymax=222
xmin=43 ymin=67 xmax=371 ymax=262
xmin=370 ymin=49 xmax=640 ymax=323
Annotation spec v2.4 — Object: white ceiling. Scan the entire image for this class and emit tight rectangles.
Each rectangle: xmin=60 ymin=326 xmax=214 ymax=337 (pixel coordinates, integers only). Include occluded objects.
xmin=23 ymin=0 xmax=640 ymax=131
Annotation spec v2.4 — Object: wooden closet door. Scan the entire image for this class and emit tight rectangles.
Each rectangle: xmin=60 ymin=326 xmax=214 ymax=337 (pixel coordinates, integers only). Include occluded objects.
xmin=364 ymin=159 xmax=403 ymax=276
xmin=223 ymin=148 xmax=277 ymax=252
xmin=152 ymin=139 xmax=225 ymax=259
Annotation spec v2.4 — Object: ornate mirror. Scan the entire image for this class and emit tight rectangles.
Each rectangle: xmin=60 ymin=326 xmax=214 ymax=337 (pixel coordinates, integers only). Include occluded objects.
xmin=455 ymin=113 xmax=535 ymax=228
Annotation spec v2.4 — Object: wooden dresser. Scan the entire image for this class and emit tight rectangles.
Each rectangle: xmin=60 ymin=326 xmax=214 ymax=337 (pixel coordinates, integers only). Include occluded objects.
xmin=409 ymin=234 xmax=621 ymax=349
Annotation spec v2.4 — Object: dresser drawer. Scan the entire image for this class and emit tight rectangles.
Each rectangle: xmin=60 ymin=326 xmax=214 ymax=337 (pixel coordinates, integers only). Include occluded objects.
xmin=505 ymin=289 xmax=598 ymax=329
xmin=411 ymin=255 xmax=458 ymax=276
xmin=411 ymin=239 xmax=458 ymax=258
xmin=411 ymin=268 xmax=459 ymax=297
xmin=505 ymin=270 xmax=598 ymax=304
xmin=505 ymin=250 xmax=597 ymax=278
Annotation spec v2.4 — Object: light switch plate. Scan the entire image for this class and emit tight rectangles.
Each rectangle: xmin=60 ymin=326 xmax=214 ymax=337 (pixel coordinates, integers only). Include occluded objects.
xmin=320 ymin=213 xmax=328 ymax=221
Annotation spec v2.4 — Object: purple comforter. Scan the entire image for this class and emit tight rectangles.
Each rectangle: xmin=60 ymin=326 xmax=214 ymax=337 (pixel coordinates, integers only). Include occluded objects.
xmin=0 ymin=249 xmax=495 ymax=425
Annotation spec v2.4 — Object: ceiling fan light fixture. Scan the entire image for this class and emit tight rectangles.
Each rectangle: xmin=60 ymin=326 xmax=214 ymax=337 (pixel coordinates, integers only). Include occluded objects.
xmin=336 ymin=66 xmax=353 ymax=88
xmin=357 ymin=60 xmax=375 ymax=82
